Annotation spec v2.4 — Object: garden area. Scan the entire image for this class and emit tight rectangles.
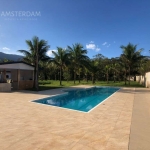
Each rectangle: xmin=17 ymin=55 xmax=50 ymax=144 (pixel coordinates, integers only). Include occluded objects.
xmin=37 ymin=80 xmax=144 ymax=91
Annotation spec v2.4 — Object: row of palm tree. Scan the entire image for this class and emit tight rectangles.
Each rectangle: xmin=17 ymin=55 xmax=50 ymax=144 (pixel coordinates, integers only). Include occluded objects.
xmin=18 ymin=36 xmax=150 ymax=90
xmin=52 ymin=44 xmax=90 ymax=85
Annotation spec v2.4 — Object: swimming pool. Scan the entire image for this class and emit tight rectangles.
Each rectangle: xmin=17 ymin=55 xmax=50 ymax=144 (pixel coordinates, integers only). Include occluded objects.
xmin=32 ymin=87 xmax=120 ymax=112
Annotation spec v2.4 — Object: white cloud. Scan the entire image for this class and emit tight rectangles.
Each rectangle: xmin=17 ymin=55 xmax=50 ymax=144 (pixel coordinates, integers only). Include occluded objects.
xmin=102 ymin=42 xmax=111 ymax=48
xmin=102 ymin=42 xmax=107 ymax=46
xmin=47 ymin=50 xmax=57 ymax=57
xmin=86 ymin=41 xmax=101 ymax=52
xmin=95 ymin=48 xmax=101 ymax=52
xmin=86 ymin=43 xmax=96 ymax=50
xmin=0 ymin=46 xmax=25 ymax=55
xmin=90 ymin=41 xmax=94 ymax=43
xmin=2 ymin=47 xmax=10 ymax=50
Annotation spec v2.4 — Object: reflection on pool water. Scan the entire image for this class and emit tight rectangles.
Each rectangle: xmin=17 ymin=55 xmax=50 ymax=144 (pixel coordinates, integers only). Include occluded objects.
xmin=33 ymin=87 xmax=120 ymax=112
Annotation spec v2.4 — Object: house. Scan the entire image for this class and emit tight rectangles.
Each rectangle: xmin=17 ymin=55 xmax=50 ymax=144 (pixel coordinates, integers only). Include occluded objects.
xmin=0 ymin=61 xmax=34 ymax=91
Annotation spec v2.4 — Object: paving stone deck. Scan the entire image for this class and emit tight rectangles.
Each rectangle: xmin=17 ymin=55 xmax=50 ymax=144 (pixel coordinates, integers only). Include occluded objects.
xmin=0 ymin=86 xmax=149 ymax=150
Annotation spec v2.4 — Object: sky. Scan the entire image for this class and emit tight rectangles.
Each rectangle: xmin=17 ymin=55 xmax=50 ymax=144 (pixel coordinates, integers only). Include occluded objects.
xmin=0 ymin=0 xmax=150 ymax=58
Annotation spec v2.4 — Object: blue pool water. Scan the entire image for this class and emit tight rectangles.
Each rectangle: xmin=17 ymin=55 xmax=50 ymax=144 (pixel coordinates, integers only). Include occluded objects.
xmin=33 ymin=87 xmax=120 ymax=112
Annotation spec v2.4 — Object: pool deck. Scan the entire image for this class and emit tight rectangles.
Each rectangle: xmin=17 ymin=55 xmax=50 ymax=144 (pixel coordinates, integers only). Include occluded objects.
xmin=0 ymin=86 xmax=150 ymax=150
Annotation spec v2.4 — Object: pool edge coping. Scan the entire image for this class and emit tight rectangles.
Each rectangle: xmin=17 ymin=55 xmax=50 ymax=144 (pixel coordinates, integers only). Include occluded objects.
xmin=29 ymin=86 xmax=122 ymax=114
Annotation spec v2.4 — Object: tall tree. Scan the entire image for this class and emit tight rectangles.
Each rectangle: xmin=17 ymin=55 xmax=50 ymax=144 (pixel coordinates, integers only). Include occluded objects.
xmin=88 ymin=60 xmax=99 ymax=84
xmin=104 ymin=65 xmax=111 ymax=84
xmin=63 ymin=66 xmax=71 ymax=82
xmin=110 ymin=58 xmax=120 ymax=83
xmin=52 ymin=47 xmax=68 ymax=86
xmin=138 ymin=58 xmax=150 ymax=76
xmin=120 ymin=55 xmax=128 ymax=85
xmin=18 ymin=36 xmax=50 ymax=90
xmin=83 ymin=67 xmax=89 ymax=83
xmin=120 ymin=43 xmax=143 ymax=85
xmin=67 ymin=43 xmax=89 ymax=84
xmin=93 ymin=54 xmax=106 ymax=81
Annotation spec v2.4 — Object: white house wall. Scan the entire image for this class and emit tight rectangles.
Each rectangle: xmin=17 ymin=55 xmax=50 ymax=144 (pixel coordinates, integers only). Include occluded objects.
xmin=136 ymin=72 xmax=150 ymax=88
xmin=145 ymin=72 xmax=150 ymax=88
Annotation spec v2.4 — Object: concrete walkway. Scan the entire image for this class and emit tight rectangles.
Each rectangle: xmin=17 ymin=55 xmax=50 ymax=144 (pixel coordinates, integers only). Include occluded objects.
xmin=129 ymin=88 xmax=150 ymax=150
xmin=0 ymin=86 xmax=149 ymax=150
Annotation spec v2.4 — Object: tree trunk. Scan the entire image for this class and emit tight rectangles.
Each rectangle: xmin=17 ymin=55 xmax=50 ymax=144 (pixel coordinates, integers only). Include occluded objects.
xmin=44 ymin=72 xmax=48 ymax=80
xmin=107 ymin=71 xmax=109 ymax=84
xmin=36 ymin=65 xmax=39 ymax=91
xmin=125 ymin=70 xmax=127 ymax=85
xmin=35 ymin=65 xmax=38 ymax=91
xmin=113 ymin=71 xmax=115 ymax=83
xmin=74 ymin=71 xmax=76 ymax=84
xmin=92 ymin=74 xmax=94 ymax=84
xmin=86 ymin=74 xmax=88 ymax=83
xmin=128 ymin=67 xmax=130 ymax=85
xmin=134 ymin=76 xmax=136 ymax=81
xmin=35 ymin=46 xmax=39 ymax=91
xmin=118 ymin=73 xmax=120 ymax=83
xmin=79 ymin=73 xmax=80 ymax=83
xmin=58 ymin=72 xmax=59 ymax=81
xmin=60 ymin=67 xmax=62 ymax=86
xmin=55 ymin=74 xmax=56 ymax=80
xmin=33 ymin=65 xmax=36 ymax=88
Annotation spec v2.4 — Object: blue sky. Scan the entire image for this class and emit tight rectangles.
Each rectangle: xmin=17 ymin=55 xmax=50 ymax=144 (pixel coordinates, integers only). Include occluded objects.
xmin=0 ymin=0 xmax=150 ymax=58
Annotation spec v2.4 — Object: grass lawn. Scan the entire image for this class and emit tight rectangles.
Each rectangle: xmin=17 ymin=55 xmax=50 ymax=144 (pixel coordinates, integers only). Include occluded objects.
xmin=37 ymin=80 xmax=144 ymax=91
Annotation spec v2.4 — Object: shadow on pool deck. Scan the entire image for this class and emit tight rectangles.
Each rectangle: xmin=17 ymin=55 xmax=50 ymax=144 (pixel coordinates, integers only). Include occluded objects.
xmin=10 ymin=85 xmax=94 ymax=96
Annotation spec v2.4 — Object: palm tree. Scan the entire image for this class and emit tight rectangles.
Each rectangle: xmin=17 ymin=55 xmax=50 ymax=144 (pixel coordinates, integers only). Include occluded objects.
xmin=51 ymin=62 xmax=59 ymax=80
xmin=93 ymin=54 xmax=106 ymax=82
xmin=110 ymin=58 xmax=120 ymax=83
xmin=104 ymin=65 xmax=111 ymax=84
xmin=67 ymin=43 xmax=89 ymax=84
xmin=83 ymin=67 xmax=89 ymax=83
xmin=63 ymin=66 xmax=71 ymax=82
xmin=18 ymin=36 xmax=50 ymax=90
xmin=120 ymin=55 xmax=128 ymax=85
xmin=52 ymin=47 xmax=68 ymax=86
xmin=88 ymin=60 xmax=99 ymax=84
xmin=39 ymin=60 xmax=52 ymax=80
xmin=120 ymin=43 xmax=143 ymax=85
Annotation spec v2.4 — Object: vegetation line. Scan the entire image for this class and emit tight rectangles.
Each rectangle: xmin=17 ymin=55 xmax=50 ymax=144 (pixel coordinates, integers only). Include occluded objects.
xmin=1 ymin=36 xmax=149 ymax=91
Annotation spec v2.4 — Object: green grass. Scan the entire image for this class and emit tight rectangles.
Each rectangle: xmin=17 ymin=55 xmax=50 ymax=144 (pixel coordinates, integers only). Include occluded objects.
xmin=30 ymin=86 xmax=62 ymax=91
xmin=36 ymin=80 xmax=144 ymax=91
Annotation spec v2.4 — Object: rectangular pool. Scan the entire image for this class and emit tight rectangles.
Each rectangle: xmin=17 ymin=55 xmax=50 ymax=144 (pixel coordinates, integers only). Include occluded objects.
xmin=32 ymin=87 xmax=120 ymax=112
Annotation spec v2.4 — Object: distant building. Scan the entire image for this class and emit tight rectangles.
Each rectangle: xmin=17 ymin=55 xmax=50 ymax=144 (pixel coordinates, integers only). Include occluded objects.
xmin=0 ymin=61 xmax=34 ymax=91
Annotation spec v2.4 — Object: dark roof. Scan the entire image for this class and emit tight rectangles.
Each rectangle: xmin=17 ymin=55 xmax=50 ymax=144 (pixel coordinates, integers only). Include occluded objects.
xmin=0 ymin=61 xmax=34 ymax=67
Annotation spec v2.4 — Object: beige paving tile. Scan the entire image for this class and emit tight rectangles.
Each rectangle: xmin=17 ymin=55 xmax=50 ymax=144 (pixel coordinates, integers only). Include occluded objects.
xmin=71 ymin=143 xmax=95 ymax=150
xmin=0 ymin=86 xmax=149 ymax=150
xmin=78 ymin=131 xmax=110 ymax=146
xmin=105 ymin=146 xmax=123 ymax=150
xmin=105 ymin=135 xmax=129 ymax=149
